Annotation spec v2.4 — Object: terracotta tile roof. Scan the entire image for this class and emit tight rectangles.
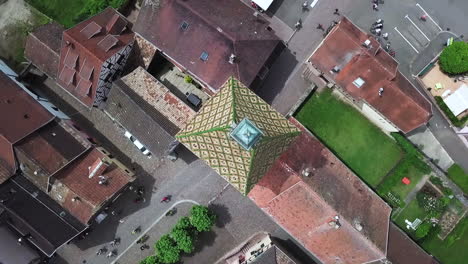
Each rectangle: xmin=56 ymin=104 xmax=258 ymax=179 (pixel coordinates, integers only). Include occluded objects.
xmin=386 ymin=223 xmax=439 ymax=264
xmin=105 ymin=79 xmax=177 ymax=157
xmin=0 ymin=72 xmax=54 ymax=180
xmin=309 ymin=17 xmax=432 ymax=133
xmin=57 ymin=7 xmax=134 ymax=107
xmin=14 ymin=120 xmax=91 ymax=190
xmin=249 ymin=118 xmax=391 ymax=264
xmin=119 ymin=67 xmax=196 ymax=129
xmin=134 ymin=0 xmax=281 ymax=91
xmin=25 ymin=22 xmax=64 ymax=79
xmin=0 ymin=72 xmax=54 ymax=144
xmin=51 ymin=148 xmax=133 ymax=224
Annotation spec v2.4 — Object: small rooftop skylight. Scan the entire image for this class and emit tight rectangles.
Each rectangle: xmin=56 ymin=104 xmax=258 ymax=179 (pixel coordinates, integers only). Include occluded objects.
xmin=352 ymin=77 xmax=365 ymax=88
xmin=200 ymin=51 xmax=209 ymax=62
xmin=181 ymin=21 xmax=189 ymax=31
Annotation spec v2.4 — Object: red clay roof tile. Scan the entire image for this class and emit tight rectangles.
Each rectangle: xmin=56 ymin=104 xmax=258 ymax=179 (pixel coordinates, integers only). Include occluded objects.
xmin=309 ymin=17 xmax=432 ymax=133
xmin=249 ymin=118 xmax=391 ymax=263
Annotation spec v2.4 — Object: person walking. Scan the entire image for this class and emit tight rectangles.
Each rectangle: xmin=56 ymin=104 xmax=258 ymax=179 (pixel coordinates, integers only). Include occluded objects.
xmin=333 ymin=8 xmax=340 ymax=15
xmin=317 ymin=24 xmax=324 ymax=30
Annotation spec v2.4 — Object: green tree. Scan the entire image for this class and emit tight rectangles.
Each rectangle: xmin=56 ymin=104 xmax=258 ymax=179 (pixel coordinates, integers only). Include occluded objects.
xmin=154 ymin=235 xmax=180 ymax=264
xmin=415 ymin=222 xmax=432 ymax=239
xmin=189 ymin=205 xmax=216 ymax=232
xmin=175 ymin=217 xmax=192 ymax=230
xmin=171 ymin=227 xmax=195 ymax=253
xmin=139 ymin=255 xmax=159 ymax=264
xmin=439 ymin=41 xmax=468 ymax=74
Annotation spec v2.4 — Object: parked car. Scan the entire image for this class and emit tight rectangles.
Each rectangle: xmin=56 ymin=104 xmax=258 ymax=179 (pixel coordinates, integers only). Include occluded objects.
xmin=124 ymin=131 xmax=151 ymax=157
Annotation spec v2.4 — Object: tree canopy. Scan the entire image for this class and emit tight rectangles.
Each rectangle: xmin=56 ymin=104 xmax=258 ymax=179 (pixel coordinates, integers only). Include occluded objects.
xmin=189 ymin=205 xmax=217 ymax=232
xmin=439 ymin=41 xmax=468 ymax=74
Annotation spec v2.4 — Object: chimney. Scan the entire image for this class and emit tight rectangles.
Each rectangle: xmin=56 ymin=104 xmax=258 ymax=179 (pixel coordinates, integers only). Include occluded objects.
xmin=229 ymin=54 xmax=236 ymax=64
xmin=88 ymin=158 xmax=109 ymax=178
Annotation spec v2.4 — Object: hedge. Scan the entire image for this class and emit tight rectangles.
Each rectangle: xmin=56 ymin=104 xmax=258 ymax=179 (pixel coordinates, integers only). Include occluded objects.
xmin=439 ymin=41 xmax=468 ymax=75
xmin=434 ymin=96 xmax=468 ymax=127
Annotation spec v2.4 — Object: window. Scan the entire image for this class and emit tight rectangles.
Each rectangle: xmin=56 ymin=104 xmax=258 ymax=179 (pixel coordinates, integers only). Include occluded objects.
xmin=180 ymin=21 xmax=189 ymax=31
xmin=200 ymin=51 xmax=209 ymax=61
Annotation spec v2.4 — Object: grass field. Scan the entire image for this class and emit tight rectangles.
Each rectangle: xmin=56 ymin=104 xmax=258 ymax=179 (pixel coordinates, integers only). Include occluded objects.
xmin=381 ymin=164 xmax=427 ymax=200
xmin=295 ymin=90 xmax=402 ymax=187
xmin=422 ymin=217 xmax=468 ymax=264
xmin=26 ymin=0 xmax=86 ymax=28
xmin=393 ymin=198 xmax=426 ymax=228
xmin=447 ymin=164 xmax=468 ymax=194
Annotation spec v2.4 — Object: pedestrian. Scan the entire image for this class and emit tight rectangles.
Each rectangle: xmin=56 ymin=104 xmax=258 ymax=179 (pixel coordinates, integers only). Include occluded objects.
xmin=316 ymin=24 xmax=324 ymax=30
xmin=372 ymin=3 xmax=378 ymax=11
xmin=119 ymin=218 xmax=125 ymax=223
xmin=333 ymin=8 xmax=339 ymax=15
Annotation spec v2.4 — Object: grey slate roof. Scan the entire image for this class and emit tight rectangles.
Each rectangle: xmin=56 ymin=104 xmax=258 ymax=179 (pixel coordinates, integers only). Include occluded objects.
xmin=104 ymin=79 xmax=177 ymax=157
xmin=0 ymin=176 xmax=86 ymax=257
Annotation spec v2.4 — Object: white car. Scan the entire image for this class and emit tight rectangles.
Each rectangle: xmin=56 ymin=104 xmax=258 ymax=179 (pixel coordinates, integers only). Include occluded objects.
xmin=124 ymin=131 xmax=151 ymax=157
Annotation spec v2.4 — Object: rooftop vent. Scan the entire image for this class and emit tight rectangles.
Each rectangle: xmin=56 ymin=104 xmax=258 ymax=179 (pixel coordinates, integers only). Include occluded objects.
xmin=363 ymin=39 xmax=371 ymax=47
xmin=229 ymin=53 xmax=236 ymax=64
xmin=98 ymin=175 xmax=108 ymax=185
xmin=216 ymin=26 xmax=223 ymax=33
xmin=352 ymin=77 xmax=365 ymax=88
xmin=354 ymin=221 xmax=363 ymax=231
xmin=200 ymin=51 xmax=209 ymax=62
xmin=378 ymin=87 xmax=384 ymax=97
xmin=331 ymin=65 xmax=340 ymax=73
xmin=88 ymin=159 xmax=109 ymax=178
xmin=302 ymin=168 xmax=311 ymax=177
xmin=180 ymin=21 xmax=189 ymax=31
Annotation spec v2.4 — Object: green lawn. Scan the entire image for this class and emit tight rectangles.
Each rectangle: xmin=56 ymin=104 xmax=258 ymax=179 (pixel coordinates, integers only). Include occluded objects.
xmin=422 ymin=217 xmax=468 ymax=264
xmin=26 ymin=0 xmax=127 ymax=28
xmin=393 ymin=198 xmax=427 ymax=228
xmin=380 ymin=164 xmax=426 ymax=201
xmin=27 ymin=0 xmax=86 ymax=28
xmin=295 ymin=90 xmax=402 ymax=187
xmin=447 ymin=164 xmax=468 ymax=194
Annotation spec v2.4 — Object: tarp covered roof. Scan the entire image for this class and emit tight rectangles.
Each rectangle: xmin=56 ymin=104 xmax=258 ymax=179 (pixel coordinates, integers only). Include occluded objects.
xmin=444 ymin=83 xmax=468 ymax=116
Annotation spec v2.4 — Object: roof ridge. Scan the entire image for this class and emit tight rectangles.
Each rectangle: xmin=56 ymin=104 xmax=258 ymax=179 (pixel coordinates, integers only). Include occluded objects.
xmin=175 ymin=125 xmax=231 ymax=138
xmin=177 ymin=0 xmax=235 ymax=42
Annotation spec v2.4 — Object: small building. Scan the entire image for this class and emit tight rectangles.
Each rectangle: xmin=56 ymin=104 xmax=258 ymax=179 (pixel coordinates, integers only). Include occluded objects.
xmin=224 ymin=233 xmax=303 ymax=264
xmin=104 ymin=67 xmax=196 ymax=158
xmin=443 ymin=83 xmax=468 ymax=118
xmin=0 ymin=176 xmax=86 ymax=258
xmin=55 ymin=7 xmax=134 ymax=108
xmin=0 ymin=68 xmax=134 ymax=226
xmin=24 ymin=22 xmax=65 ymax=79
xmin=176 ymin=77 xmax=300 ymax=194
xmin=0 ymin=71 xmax=55 ymax=184
xmin=134 ymin=0 xmax=283 ymax=94
xmin=306 ymin=17 xmax=432 ymax=134
xmin=249 ymin=119 xmax=392 ymax=263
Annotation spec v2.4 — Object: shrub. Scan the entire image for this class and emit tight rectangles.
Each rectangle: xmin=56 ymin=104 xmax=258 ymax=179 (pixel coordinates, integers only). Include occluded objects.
xmin=175 ymin=217 xmax=192 ymax=230
xmin=430 ymin=176 xmax=443 ymax=186
xmin=416 ymin=192 xmax=448 ymax=218
xmin=434 ymin=96 xmax=468 ymax=127
xmin=190 ymin=205 xmax=216 ymax=232
xmin=154 ymin=235 xmax=180 ymax=264
xmin=139 ymin=255 xmax=159 ymax=264
xmin=171 ymin=227 xmax=195 ymax=253
xmin=439 ymin=41 xmax=468 ymax=74
xmin=184 ymin=75 xmax=193 ymax=84
xmin=415 ymin=221 xmax=432 ymax=239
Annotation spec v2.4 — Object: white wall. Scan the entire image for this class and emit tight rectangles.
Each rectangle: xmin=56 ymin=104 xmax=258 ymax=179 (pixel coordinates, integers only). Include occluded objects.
xmin=361 ymin=103 xmax=398 ymax=134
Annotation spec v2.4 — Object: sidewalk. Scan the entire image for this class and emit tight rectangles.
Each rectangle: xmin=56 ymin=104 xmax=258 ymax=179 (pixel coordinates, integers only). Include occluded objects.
xmin=411 ymin=31 xmax=460 ymax=75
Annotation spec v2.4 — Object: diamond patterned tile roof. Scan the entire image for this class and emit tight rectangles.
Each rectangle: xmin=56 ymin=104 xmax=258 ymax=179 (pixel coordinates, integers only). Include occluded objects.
xmin=176 ymin=77 xmax=300 ymax=194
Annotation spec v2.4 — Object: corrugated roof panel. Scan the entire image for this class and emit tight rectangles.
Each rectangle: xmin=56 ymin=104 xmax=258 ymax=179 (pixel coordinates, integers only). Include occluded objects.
xmin=98 ymin=35 xmax=119 ymax=52
xmin=59 ymin=66 xmax=75 ymax=85
xmin=79 ymin=59 xmax=94 ymax=80
xmin=76 ymin=79 xmax=92 ymax=96
xmin=80 ymin=21 xmax=102 ymax=39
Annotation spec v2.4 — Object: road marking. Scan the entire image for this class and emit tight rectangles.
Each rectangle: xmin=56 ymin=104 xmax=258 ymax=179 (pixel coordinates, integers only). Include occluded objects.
xmin=111 ymin=199 xmax=199 ymax=264
xmin=416 ymin=3 xmax=443 ymax=31
xmin=394 ymin=27 xmax=419 ymax=53
xmin=405 ymin=15 xmax=430 ymax=41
